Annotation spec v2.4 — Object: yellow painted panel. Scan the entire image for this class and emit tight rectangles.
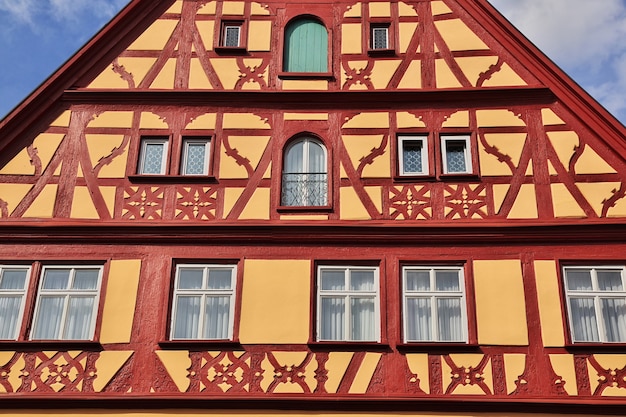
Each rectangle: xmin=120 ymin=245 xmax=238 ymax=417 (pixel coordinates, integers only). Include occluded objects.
xmin=128 ymin=19 xmax=178 ymax=50
xmin=344 ymin=2 xmax=361 ymax=18
xmin=476 ymin=109 xmax=525 ymax=127
xmin=284 ymin=113 xmax=328 ymax=121
xmin=150 ymin=58 xmax=177 ymax=89
xmin=117 ymin=57 xmax=156 ymax=88
xmin=282 ymin=79 xmax=328 ymax=90
xmin=534 ymin=260 xmax=566 ymax=347
xmin=435 ymin=19 xmax=488 ymax=51
xmin=155 ymin=350 xmax=191 ymax=392
xmin=474 ymin=260 xmax=528 ymax=345
xmin=263 ymin=162 xmax=272 ymax=179
xmin=343 ymin=112 xmax=389 ymax=128
xmin=238 ymin=187 xmax=270 ymax=220
xmin=189 ymin=58 xmax=213 ymax=89
xmin=482 ymin=63 xmax=527 ymax=87
xmin=340 ymin=186 xmax=371 ymax=220
xmin=197 ymin=1 xmax=216 ymax=14
xmin=456 ymin=56 xmax=499 ymax=87
xmin=187 ymin=113 xmax=217 ymax=129
xmin=280 ymin=214 xmax=328 ymax=220
xmin=479 ymin=133 xmax=527 ymax=176
xmin=492 ymin=184 xmax=510 ymax=215
xmin=23 ymin=184 xmax=57 ymax=218
xmin=547 ymin=131 xmax=578 ymax=169
xmin=349 ymin=352 xmax=381 ymax=393
xmin=508 ymin=184 xmax=538 ymax=219
xmin=504 ymin=354 xmax=526 ymax=394
xmin=0 ymin=148 xmax=35 ymax=175
xmin=431 ymin=0 xmax=452 ymax=15
xmin=165 ymin=0 xmax=182 ymax=14
xmin=219 ymin=135 xmax=270 ymax=179
xmin=248 ymin=20 xmax=272 ymax=51
xmin=89 ymin=111 xmax=134 ymax=129
xmin=397 ymin=111 xmax=425 ymax=128
xmin=70 ymin=187 xmax=99 ymax=219
xmin=551 ymin=184 xmax=586 ymax=218
xmin=93 ymin=351 xmax=133 ymax=392
xmin=223 ymin=187 xmax=244 ymax=218
xmin=399 ymin=22 xmax=418 ymax=54
xmin=399 ymin=1 xmax=417 ymax=17
xmin=342 ymin=24 xmax=362 ymax=54
xmin=405 ymin=353 xmax=429 ymax=393
xmin=365 ymin=186 xmax=382 ymax=214
xmin=100 ymin=186 xmax=116 ymax=218
xmin=196 ymin=20 xmax=215 ymax=50
xmin=0 ymin=184 xmax=32 ymax=217
xmin=33 ymin=133 xmax=65 ymax=174
xmin=222 ymin=1 xmax=244 ymax=15
xmin=239 ymin=260 xmax=311 ymax=344
xmin=608 ymin=194 xmax=626 ymax=217
xmin=577 ymin=182 xmax=621 ymax=217
xmin=542 ymin=108 xmax=566 ymax=125
xmin=370 ymin=60 xmax=401 ymax=89
xmin=251 ymin=2 xmax=270 ymax=15
xmin=85 ymin=134 xmax=127 ymax=176
xmin=435 ymin=59 xmax=462 ymax=88
xmin=549 ymin=354 xmax=577 ymax=395
xmin=139 ymin=112 xmax=167 ymax=129
xmin=397 ymin=60 xmax=422 ymax=89
xmin=100 ymin=259 xmax=142 ymax=344
xmin=325 ymin=352 xmax=354 ymax=393
xmin=369 ymin=2 xmax=390 ymax=17
xmin=51 ymin=111 xmax=71 ymax=127
xmin=442 ymin=111 xmax=469 ymax=128
xmin=342 ymin=134 xmax=389 ymax=178
xmin=576 ymin=147 xmax=617 ymax=174
xmin=223 ymin=113 xmax=270 ymax=129
xmin=87 ymin=64 xmax=129 ymax=89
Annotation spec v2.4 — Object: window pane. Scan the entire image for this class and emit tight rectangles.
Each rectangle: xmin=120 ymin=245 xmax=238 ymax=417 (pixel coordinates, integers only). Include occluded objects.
xmin=320 ymin=297 xmax=344 ymax=340
xmin=437 ymin=298 xmax=463 ymax=341
xmin=203 ymin=296 xmax=231 ymax=339
xmin=435 ymin=270 xmax=460 ymax=291
xmin=142 ymin=142 xmax=165 ymax=174
xmin=598 ymin=270 xmax=624 ymax=291
xmin=173 ymin=296 xmax=201 ymax=339
xmin=224 ymin=26 xmax=240 ymax=47
xmin=372 ymin=27 xmax=388 ymax=49
xmin=402 ymin=140 xmax=423 ymax=174
xmin=183 ymin=142 xmax=207 ymax=175
xmin=566 ymin=270 xmax=593 ymax=291
xmin=405 ymin=270 xmax=430 ymax=291
xmin=321 ymin=270 xmax=345 ymax=290
xmin=178 ymin=268 xmax=203 ymax=289
xmin=64 ymin=296 xmax=95 ymax=339
xmin=601 ymin=298 xmax=626 ymax=342
xmin=0 ymin=296 xmax=23 ymax=339
xmin=569 ymin=297 xmax=599 ymax=342
xmin=0 ymin=269 xmax=27 ymax=290
xmin=42 ymin=269 xmax=70 ymax=290
xmin=32 ymin=296 xmax=65 ymax=339
xmin=72 ymin=269 xmax=99 ymax=290
xmin=207 ymin=269 xmax=233 ymax=290
xmin=406 ymin=297 xmax=431 ymax=341
xmin=445 ymin=140 xmax=467 ymax=173
xmin=350 ymin=270 xmax=375 ymax=291
xmin=350 ymin=297 xmax=375 ymax=341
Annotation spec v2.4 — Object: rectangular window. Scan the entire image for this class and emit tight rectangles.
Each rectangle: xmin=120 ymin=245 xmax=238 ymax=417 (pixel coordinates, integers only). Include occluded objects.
xmin=221 ymin=22 xmax=241 ymax=47
xmin=441 ymin=135 xmax=472 ymax=174
xmin=0 ymin=266 xmax=31 ymax=340
xmin=317 ymin=266 xmax=379 ymax=342
xmin=398 ymin=135 xmax=428 ymax=176
xmin=564 ymin=266 xmax=626 ymax=343
xmin=403 ymin=266 xmax=467 ymax=343
xmin=171 ymin=264 xmax=237 ymax=340
xmin=181 ymin=138 xmax=211 ymax=175
xmin=138 ymin=137 xmax=168 ymax=175
xmin=371 ymin=25 xmax=389 ymax=50
xmin=30 ymin=266 xmax=103 ymax=340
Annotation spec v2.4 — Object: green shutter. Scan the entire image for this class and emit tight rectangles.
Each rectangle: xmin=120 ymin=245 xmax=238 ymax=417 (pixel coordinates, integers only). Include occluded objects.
xmin=284 ymin=18 xmax=328 ymax=72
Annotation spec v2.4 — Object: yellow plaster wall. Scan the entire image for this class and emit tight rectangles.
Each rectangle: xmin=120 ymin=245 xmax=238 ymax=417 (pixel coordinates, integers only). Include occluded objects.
xmin=0 ymin=184 xmax=32 ymax=217
xmin=0 ymin=412 xmax=605 ymax=417
xmin=118 ymin=57 xmax=156 ymax=87
xmin=442 ymin=111 xmax=469 ymax=128
xmin=325 ymin=352 xmax=353 ymax=393
xmin=340 ymin=186 xmax=372 ymax=220
xmin=284 ymin=113 xmax=328 ymax=121
xmin=397 ymin=111 xmax=426 ymax=128
xmin=222 ymin=1 xmax=245 ymax=15
xmin=99 ymin=260 xmax=142 ymax=344
xmin=70 ymin=187 xmax=100 ymax=219
xmin=128 ymin=19 xmax=178 ymax=50
xmin=0 ymin=148 xmax=35 ymax=175
xmin=348 ymin=352 xmax=382 ymax=393
xmin=473 ymin=260 xmax=529 ymax=345
xmin=549 ymin=354 xmax=577 ymax=395
xmin=51 ymin=111 xmax=71 ymax=127
xmin=343 ymin=112 xmax=389 ymax=129
xmin=219 ymin=136 xmax=270 ymax=179
xmin=534 ymin=260 xmax=565 ymax=347
xmin=85 ymin=134 xmax=128 ymax=178
xmin=456 ymin=56 xmax=499 ymax=87
xmin=248 ymin=21 xmax=272 ymax=51
xmin=547 ymin=131 xmax=578 ymax=169
xmin=503 ymin=354 xmax=526 ymax=394
xmin=551 ymin=184 xmax=586 ymax=218
xmin=150 ymin=58 xmax=177 ymax=89
xmin=89 ymin=112 xmax=134 ymax=129
xmin=155 ymin=350 xmax=192 ymax=392
xmin=431 ymin=0 xmax=452 ymax=15
xmin=196 ymin=20 xmax=215 ymax=51
xmin=238 ymin=187 xmax=270 ymax=220
xmin=398 ymin=60 xmax=422 ymax=89
xmin=369 ymin=2 xmax=390 ymax=17
xmin=223 ymin=187 xmax=245 ymax=218
xmin=399 ymin=22 xmax=418 ymax=54
xmin=239 ymin=260 xmax=311 ymax=344
xmin=342 ymin=24 xmax=362 ymax=54
xmin=577 ymin=182 xmax=621 ymax=217
xmin=187 ymin=113 xmax=217 ymax=129
xmin=481 ymin=63 xmax=527 ymax=87
xmin=405 ymin=353 xmax=430 ymax=393
xmin=370 ymin=60 xmax=402 ymax=89
xmin=476 ymin=110 xmax=525 ymax=127
xmin=344 ymin=2 xmax=361 ymax=18
xmin=223 ymin=113 xmax=270 ymax=129
xmin=575 ymin=147 xmax=616 ymax=174
xmin=435 ymin=20 xmax=489 ymax=51
xmin=479 ymin=133 xmax=527 ymax=176
xmin=282 ymin=80 xmax=328 ymax=90
xmin=23 ymin=184 xmax=57 ymax=218
xmin=88 ymin=64 xmax=131 ymax=89
xmin=93 ymin=351 xmax=134 ymax=392
xmin=342 ymin=134 xmax=390 ymax=178
xmin=507 ymin=184 xmax=538 ymax=219
xmin=542 ymin=108 xmax=566 ymax=125
xmin=435 ymin=59 xmax=462 ymax=88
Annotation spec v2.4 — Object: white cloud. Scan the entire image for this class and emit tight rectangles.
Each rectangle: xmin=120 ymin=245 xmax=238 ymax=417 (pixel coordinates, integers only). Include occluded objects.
xmin=0 ymin=0 xmax=38 ymax=25
xmin=49 ymin=0 xmax=130 ymax=22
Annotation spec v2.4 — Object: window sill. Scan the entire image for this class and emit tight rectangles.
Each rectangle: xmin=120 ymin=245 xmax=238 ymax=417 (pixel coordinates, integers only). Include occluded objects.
xmin=0 ymin=340 xmax=103 ymax=351
xmin=277 ymin=205 xmax=333 ymax=213
xmin=214 ymin=46 xmax=248 ymax=55
xmin=565 ymin=343 xmax=626 ymax=353
xmin=393 ymin=174 xmax=435 ymax=182
xmin=439 ymin=173 xmax=481 ymax=181
xmin=367 ymin=48 xmax=396 ymax=57
xmin=278 ymin=72 xmax=335 ymax=80
xmin=308 ymin=341 xmax=390 ymax=352
xmin=128 ymin=175 xmax=218 ymax=184
xmin=159 ymin=340 xmax=242 ymax=350
xmin=397 ymin=342 xmax=480 ymax=353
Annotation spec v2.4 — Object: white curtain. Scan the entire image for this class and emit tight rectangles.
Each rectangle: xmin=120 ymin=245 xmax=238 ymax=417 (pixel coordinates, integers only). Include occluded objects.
xmin=602 ymin=298 xmax=626 ymax=342
xmin=64 ymin=296 xmax=95 ymax=339
xmin=0 ymin=296 xmax=22 ymax=339
xmin=437 ymin=298 xmax=463 ymax=341
xmin=320 ymin=297 xmax=345 ymax=340
xmin=203 ymin=296 xmax=230 ymax=339
xmin=350 ymin=298 xmax=375 ymax=341
xmin=570 ymin=298 xmax=599 ymax=342
xmin=406 ymin=298 xmax=431 ymax=341
xmin=32 ymin=296 xmax=64 ymax=339
xmin=285 ymin=141 xmax=304 ymax=173
xmin=174 ymin=295 xmax=201 ymax=339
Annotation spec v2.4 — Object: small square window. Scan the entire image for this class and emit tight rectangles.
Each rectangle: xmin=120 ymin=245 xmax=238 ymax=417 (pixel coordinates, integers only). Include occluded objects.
xmin=441 ymin=135 xmax=472 ymax=174
xmin=398 ymin=135 xmax=428 ymax=176
xmin=181 ymin=138 xmax=211 ymax=176
xmin=30 ymin=266 xmax=103 ymax=340
xmin=564 ymin=266 xmax=626 ymax=343
xmin=171 ymin=264 xmax=237 ymax=340
xmin=371 ymin=26 xmax=389 ymax=50
xmin=0 ymin=266 xmax=31 ymax=340
xmin=221 ymin=23 xmax=241 ymax=47
xmin=138 ymin=137 xmax=168 ymax=175
xmin=317 ymin=266 xmax=380 ymax=342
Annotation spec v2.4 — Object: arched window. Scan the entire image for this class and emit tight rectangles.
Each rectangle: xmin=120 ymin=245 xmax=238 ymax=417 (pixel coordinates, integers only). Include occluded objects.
xmin=283 ymin=17 xmax=328 ymax=72
xmin=281 ymin=137 xmax=328 ymax=207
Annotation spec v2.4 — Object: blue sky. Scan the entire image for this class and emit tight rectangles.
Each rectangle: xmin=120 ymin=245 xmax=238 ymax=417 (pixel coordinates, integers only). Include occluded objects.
xmin=1 ymin=0 xmax=625 ymax=125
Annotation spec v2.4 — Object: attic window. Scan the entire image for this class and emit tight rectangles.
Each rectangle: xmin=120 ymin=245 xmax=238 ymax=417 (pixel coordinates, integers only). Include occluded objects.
xmin=368 ymin=22 xmax=394 ymax=55
xmin=222 ymin=22 xmax=241 ymax=47
xmin=371 ymin=25 xmax=389 ymax=49
xmin=138 ymin=137 xmax=169 ymax=175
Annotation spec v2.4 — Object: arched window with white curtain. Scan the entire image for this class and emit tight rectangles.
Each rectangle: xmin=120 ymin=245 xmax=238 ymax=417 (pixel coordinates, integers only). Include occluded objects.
xmin=281 ymin=136 xmax=328 ymax=207
xmin=283 ymin=17 xmax=328 ymax=73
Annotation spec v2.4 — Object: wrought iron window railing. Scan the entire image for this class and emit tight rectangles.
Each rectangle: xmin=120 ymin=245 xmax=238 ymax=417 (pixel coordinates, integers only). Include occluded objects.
xmin=281 ymin=173 xmax=328 ymax=207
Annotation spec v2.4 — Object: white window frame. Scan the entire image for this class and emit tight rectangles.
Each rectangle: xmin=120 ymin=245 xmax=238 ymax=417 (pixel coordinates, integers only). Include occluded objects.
xmin=138 ymin=137 xmax=169 ymax=175
xmin=398 ymin=135 xmax=429 ymax=176
xmin=564 ymin=266 xmax=626 ymax=343
xmin=30 ymin=265 xmax=103 ymax=341
xmin=402 ymin=266 xmax=468 ymax=343
xmin=371 ymin=25 xmax=389 ymax=50
xmin=0 ymin=265 xmax=31 ymax=341
xmin=441 ymin=135 xmax=472 ymax=174
xmin=171 ymin=264 xmax=237 ymax=340
xmin=181 ymin=138 xmax=211 ymax=176
xmin=222 ymin=23 xmax=241 ymax=47
xmin=281 ymin=137 xmax=328 ymax=207
xmin=316 ymin=265 xmax=380 ymax=342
